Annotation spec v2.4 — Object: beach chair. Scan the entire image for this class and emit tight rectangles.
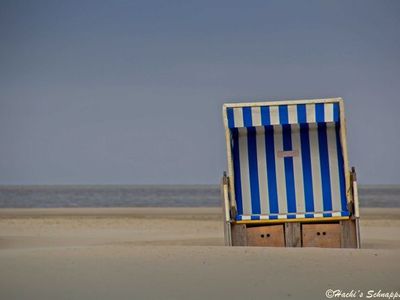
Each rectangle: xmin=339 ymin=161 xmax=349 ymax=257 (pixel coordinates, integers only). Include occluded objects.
xmin=221 ymin=98 xmax=360 ymax=248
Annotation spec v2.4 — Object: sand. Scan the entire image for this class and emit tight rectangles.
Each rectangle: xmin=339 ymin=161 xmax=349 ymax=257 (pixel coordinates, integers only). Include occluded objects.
xmin=0 ymin=207 xmax=399 ymax=300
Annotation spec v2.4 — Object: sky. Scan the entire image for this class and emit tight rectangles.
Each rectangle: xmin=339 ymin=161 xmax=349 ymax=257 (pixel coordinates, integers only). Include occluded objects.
xmin=0 ymin=0 xmax=399 ymax=185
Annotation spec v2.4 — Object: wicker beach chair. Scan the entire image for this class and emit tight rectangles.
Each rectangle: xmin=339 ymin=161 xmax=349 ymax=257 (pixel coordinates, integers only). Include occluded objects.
xmin=221 ymin=98 xmax=360 ymax=248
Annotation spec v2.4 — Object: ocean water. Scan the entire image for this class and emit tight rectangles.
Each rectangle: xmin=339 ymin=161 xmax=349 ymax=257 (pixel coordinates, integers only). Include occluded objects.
xmin=0 ymin=185 xmax=398 ymax=208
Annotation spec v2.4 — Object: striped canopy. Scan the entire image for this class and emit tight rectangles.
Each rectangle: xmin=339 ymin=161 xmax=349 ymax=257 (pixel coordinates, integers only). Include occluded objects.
xmin=224 ymin=99 xmax=350 ymax=222
xmin=227 ymin=102 xmax=340 ymax=128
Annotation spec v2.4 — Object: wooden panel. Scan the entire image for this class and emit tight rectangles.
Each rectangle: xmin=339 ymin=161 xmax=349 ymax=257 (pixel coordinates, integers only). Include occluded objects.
xmin=340 ymin=219 xmax=358 ymax=248
xmin=285 ymin=222 xmax=301 ymax=247
xmin=231 ymin=224 xmax=247 ymax=246
xmin=246 ymin=225 xmax=285 ymax=247
xmin=302 ymin=223 xmax=341 ymax=248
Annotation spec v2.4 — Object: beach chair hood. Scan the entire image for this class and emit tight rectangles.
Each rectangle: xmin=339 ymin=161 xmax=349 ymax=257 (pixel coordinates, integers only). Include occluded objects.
xmin=223 ymin=98 xmax=352 ymax=222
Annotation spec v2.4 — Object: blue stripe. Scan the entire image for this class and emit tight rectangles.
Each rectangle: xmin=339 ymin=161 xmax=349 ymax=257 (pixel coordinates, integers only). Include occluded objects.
xmin=315 ymin=103 xmax=325 ymax=123
xmin=232 ymin=128 xmax=243 ymax=215
xmin=333 ymin=103 xmax=340 ymax=122
xmin=243 ymin=107 xmax=252 ymax=127
xmin=269 ymin=215 xmax=278 ymax=220
xmin=305 ymin=213 xmax=314 ymax=218
xmin=227 ymin=108 xmax=235 ymax=128
xmin=264 ymin=126 xmax=279 ymax=213
xmin=279 ymin=105 xmax=289 ymax=125
xmin=297 ymin=104 xmax=307 ymax=123
xmin=318 ymin=123 xmax=333 ymax=211
xmin=323 ymin=213 xmax=332 ymax=217
xmin=299 ymin=123 xmax=315 ymax=213
xmin=261 ymin=106 xmax=270 ymax=126
xmin=247 ymin=127 xmax=261 ymax=214
xmin=341 ymin=211 xmax=350 ymax=216
xmin=282 ymin=124 xmax=296 ymax=213
xmin=336 ymin=123 xmax=348 ymax=212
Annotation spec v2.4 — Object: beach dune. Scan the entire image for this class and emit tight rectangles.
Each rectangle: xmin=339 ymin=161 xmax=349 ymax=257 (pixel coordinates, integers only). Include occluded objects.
xmin=0 ymin=207 xmax=399 ymax=300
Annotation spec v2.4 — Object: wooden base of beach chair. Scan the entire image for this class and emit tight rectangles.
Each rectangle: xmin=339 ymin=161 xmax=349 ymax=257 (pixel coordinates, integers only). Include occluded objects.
xmin=230 ymin=218 xmax=359 ymax=248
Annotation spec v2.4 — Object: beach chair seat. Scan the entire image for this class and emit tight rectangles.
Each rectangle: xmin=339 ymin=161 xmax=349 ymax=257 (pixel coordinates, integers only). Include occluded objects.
xmin=221 ymin=98 xmax=360 ymax=248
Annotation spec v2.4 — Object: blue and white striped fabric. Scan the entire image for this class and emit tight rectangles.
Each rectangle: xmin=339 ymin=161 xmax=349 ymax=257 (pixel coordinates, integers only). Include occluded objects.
xmin=227 ymin=102 xmax=349 ymax=221
xmin=227 ymin=102 xmax=340 ymax=128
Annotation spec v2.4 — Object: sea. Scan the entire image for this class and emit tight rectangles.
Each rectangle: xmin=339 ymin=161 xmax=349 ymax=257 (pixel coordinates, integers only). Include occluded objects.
xmin=0 ymin=185 xmax=399 ymax=208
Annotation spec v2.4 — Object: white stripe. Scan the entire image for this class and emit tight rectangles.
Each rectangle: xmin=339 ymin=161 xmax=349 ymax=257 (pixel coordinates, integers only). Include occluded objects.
xmin=291 ymin=124 xmax=305 ymax=214
xmin=326 ymin=123 xmax=342 ymax=212
xmin=324 ymin=103 xmax=334 ymax=122
xmin=238 ymin=128 xmax=251 ymax=215
xmin=233 ymin=108 xmax=243 ymax=128
xmin=273 ymin=125 xmax=287 ymax=214
xmin=241 ymin=215 xmax=251 ymax=220
xmin=269 ymin=106 xmax=279 ymax=125
xmin=288 ymin=105 xmax=297 ymax=124
xmin=296 ymin=213 xmax=305 ymax=219
xmin=251 ymin=107 xmax=262 ymax=127
xmin=314 ymin=213 xmax=323 ymax=218
xmin=308 ymin=123 xmax=323 ymax=213
xmin=256 ymin=126 xmax=269 ymax=214
xmin=306 ymin=104 xmax=316 ymax=123
xmin=260 ymin=215 xmax=269 ymax=220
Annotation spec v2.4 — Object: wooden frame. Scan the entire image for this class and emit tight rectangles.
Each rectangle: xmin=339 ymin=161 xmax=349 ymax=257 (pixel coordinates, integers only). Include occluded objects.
xmin=221 ymin=98 xmax=360 ymax=248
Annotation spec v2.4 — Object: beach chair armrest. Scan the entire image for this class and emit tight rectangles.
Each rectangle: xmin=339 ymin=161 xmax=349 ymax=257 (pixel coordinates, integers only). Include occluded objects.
xmin=350 ymin=167 xmax=360 ymax=218
xmin=221 ymin=172 xmax=237 ymax=221
xmin=221 ymin=173 xmax=231 ymax=222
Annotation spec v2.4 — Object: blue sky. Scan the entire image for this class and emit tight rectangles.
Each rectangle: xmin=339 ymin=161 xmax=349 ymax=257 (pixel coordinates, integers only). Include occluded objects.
xmin=1 ymin=0 xmax=399 ymax=184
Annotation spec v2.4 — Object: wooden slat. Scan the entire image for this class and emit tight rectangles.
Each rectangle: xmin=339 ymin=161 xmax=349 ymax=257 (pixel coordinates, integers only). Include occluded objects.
xmin=231 ymin=223 xmax=247 ymax=246
xmin=338 ymin=98 xmax=352 ymax=204
xmin=220 ymin=176 xmax=232 ymax=246
xmin=352 ymin=167 xmax=360 ymax=218
xmin=340 ymin=219 xmax=358 ymax=248
xmin=285 ymin=223 xmax=301 ymax=247
xmin=223 ymin=113 xmax=236 ymax=212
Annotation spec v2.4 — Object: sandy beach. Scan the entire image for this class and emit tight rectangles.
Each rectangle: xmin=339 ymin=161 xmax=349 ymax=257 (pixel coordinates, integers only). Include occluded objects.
xmin=0 ymin=207 xmax=399 ymax=300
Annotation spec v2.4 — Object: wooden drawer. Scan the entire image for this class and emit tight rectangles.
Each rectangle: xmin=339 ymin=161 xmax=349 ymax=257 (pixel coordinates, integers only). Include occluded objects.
xmin=246 ymin=225 xmax=285 ymax=247
xmin=302 ymin=223 xmax=341 ymax=248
